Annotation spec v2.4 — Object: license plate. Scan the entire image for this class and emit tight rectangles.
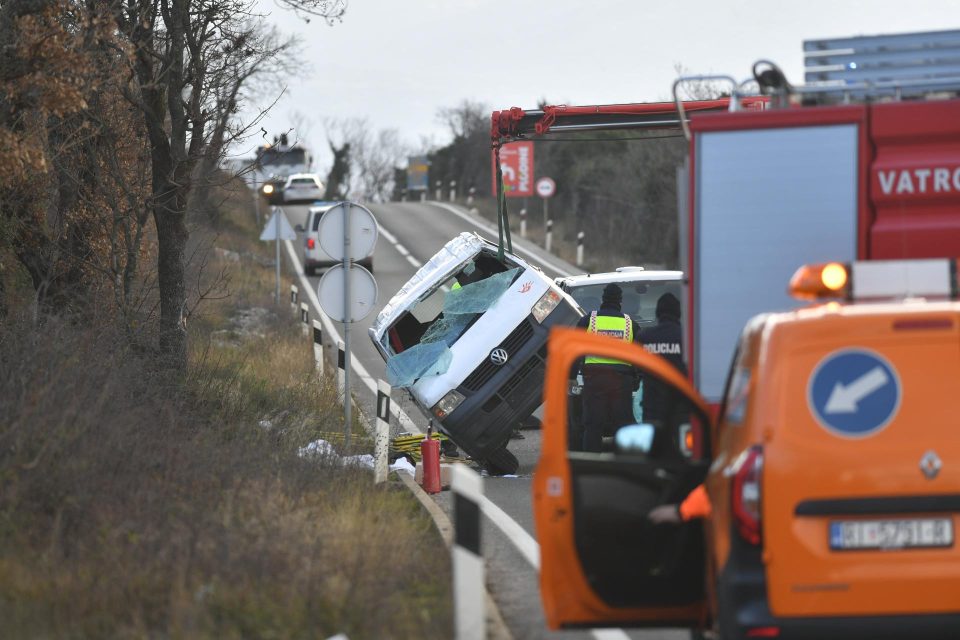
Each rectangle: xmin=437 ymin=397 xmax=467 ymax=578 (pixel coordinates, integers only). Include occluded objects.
xmin=829 ymin=518 xmax=954 ymax=551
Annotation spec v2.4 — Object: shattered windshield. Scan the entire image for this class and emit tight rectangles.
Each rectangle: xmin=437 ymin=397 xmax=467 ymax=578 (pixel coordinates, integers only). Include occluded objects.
xmin=385 ymin=255 xmax=521 ymax=387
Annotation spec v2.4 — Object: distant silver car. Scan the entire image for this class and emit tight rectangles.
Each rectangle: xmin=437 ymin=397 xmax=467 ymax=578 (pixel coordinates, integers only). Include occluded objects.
xmin=283 ymin=173 xmax=325 ymax=203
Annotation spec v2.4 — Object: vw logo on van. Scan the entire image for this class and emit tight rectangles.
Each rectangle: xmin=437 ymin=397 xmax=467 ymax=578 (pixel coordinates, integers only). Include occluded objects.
xmin=490 ymin=348 xmax=509 ymax=366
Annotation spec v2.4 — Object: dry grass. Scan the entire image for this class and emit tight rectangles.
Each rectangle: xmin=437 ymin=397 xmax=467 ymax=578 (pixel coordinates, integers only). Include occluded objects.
xmin=0 ymin=179 xmax=452 ymax=639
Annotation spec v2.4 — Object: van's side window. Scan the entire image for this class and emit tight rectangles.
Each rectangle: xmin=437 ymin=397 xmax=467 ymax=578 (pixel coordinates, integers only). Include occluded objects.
xmin=723 ymin=366 xmax=750 ymax=425
xmin=718 ymin=336 xmax=751 ymax=428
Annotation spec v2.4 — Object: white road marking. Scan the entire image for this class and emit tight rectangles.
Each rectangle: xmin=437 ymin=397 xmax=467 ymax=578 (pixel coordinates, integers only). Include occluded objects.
xmin=479 ymin=494 xmax=541 ymax=569
xmin=426 ymin=201 xmax=578 ymax=278
xmin=591 ymin=631 xmax=633 ymax=640
xmin=376 ymin=222 xmax=421 ymax=266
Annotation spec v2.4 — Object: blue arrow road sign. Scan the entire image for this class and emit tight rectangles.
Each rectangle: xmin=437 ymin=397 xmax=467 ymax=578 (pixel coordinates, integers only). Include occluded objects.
xmin=808 ymin=348 xmax=901 ymax=437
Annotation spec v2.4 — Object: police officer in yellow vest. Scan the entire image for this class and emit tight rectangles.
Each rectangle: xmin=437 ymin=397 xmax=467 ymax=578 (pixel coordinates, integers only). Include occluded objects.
xmin=575 ymin=283 xmax=641 ymax=452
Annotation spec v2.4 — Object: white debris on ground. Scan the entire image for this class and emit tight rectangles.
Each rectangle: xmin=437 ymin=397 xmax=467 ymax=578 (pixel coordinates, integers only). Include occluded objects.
xmin=389 ymin=456 xmax=416 ymax=475
xmin=297 ymin=438 xmax=416 ymax=475
xmin=298 ymin=439 xmax=337 ymax=458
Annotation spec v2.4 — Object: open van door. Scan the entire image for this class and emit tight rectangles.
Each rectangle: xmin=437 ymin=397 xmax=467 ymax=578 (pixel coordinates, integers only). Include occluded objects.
xmin=533 ymin=327 xmax=713 ymax=630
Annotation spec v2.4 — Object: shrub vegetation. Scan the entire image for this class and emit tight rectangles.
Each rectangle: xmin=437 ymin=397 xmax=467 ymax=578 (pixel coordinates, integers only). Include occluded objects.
xmin=0 ymin=181 xmax=452 ymax=639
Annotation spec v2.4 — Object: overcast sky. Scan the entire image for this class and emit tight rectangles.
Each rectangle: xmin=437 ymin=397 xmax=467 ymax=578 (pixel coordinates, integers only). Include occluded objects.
xmin=241 ymin=0 xmax=957 ymax=171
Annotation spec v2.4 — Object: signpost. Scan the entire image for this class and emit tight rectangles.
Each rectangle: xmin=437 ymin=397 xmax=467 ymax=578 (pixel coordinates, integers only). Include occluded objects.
xmin=536 ymin=177 xmax=556 ymax=249
xmin=259 ymin=206 xmax=298 ymax=303
xmin=492 ymin=141 xmax=534 ymax=198
xmin=316 ymin=202 xmax=379 ymax=447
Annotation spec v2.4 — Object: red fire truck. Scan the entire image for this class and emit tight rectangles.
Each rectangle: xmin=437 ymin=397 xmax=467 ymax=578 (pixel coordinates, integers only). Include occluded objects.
xmin=491 ymin=29 xmax=960 ymax=406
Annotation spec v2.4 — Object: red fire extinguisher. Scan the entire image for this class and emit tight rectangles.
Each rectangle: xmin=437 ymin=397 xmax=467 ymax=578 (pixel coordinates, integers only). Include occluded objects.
xmin=420 ymin=421 xmax=441 ymax=494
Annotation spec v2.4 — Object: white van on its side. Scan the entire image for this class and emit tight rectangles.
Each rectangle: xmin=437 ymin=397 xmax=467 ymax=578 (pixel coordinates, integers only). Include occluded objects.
xmin=369 ymin=233 xmax=582 ymax=474
xmin=302 ymin=204 xmax=373 ymax=275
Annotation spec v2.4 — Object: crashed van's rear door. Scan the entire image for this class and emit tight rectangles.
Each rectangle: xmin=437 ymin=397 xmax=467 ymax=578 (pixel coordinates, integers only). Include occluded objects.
xmin=534 ymin=328 xmax=711 ymax=630
xmin=765 ymin=308 xmax=960 ymax=617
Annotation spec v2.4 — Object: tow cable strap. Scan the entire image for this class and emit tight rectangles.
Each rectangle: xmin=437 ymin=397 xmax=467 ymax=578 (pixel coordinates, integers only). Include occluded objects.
xmin=493 ymin=143 xmax=513 ymax=261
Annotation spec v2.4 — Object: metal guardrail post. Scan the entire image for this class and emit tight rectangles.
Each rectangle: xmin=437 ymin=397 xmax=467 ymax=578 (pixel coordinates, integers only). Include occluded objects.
xmin=375 ymin=380 xmax=391 ymax=484
xmin=452 ymin=464 xmax=485 ymax=640
xmin=312 ymin=319 xmax=324 ymax=376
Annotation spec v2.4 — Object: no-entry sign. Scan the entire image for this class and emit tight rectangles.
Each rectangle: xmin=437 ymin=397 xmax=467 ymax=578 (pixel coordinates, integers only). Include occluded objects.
xmin=492 ymin=141 xmax=534 ymax=198
xmin=536 ymin=177 xmax=556 ymax=198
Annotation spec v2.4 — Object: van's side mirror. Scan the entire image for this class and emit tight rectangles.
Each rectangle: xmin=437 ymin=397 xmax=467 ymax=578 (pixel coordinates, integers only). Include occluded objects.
xmin=614 ymin=423 xmax=655 ymax=454
xmin=295 ymin=224 xmax=305 ymax=233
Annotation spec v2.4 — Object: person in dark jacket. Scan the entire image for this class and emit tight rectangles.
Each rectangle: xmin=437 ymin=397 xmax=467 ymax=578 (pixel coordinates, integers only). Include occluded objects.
xmin=638 ymin=292 xmax=687 ymax=452
xmin=575 ymin=284 xmax=642 ymax=452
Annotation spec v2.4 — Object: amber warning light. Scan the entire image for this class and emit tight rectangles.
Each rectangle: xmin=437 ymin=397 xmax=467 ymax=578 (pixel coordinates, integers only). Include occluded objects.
xmin=789 ymin=259 xmax=960 ymax=302
xmin=789 ymin=262 xmax=849 ymax=300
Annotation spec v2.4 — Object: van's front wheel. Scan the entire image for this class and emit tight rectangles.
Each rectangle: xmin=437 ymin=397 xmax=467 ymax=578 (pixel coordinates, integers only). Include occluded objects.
xmin=483 ymin=445 xmax=519 ymax=476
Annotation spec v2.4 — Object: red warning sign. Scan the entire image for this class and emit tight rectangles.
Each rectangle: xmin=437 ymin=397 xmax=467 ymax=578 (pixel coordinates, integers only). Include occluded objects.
xmin=492 ymin=141 xmax=534 ymax=198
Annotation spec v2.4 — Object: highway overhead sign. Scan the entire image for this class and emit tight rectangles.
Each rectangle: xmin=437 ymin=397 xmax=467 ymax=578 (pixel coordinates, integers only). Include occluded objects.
xmin=536 ymin=177 xmax=556 ymax=198
xmin=259 ymin=208 xmax=297 ymax=241
xmin=407 ymin=155 xmax=431 ymax=191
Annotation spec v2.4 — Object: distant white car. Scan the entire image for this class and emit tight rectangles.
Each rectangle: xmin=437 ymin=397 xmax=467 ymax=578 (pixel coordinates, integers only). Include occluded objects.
xmin=283 ymin=173 xmax=325 ymax=203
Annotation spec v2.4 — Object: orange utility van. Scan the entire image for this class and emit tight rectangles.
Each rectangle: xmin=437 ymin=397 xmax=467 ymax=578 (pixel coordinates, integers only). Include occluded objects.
xmin=533 ymin=259 xmax=960 ymax=639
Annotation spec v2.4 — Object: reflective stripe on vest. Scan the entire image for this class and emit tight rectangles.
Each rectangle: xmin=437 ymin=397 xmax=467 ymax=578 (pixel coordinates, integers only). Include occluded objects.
xmin=585 ymin=311 xmax=633 ymax=365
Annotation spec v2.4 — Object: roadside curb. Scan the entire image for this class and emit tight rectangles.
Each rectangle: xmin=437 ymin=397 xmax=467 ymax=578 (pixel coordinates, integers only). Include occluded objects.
xmin=397 ymin=472 xmax=514 ymax=640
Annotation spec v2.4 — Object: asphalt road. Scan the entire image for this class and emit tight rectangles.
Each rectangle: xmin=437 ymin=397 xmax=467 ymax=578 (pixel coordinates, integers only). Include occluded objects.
xmin=281 ymin=200 xmax=691 ymax=640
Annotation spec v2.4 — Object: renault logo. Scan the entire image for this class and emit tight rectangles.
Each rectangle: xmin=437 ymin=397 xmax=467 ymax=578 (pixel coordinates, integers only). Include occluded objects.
xmin=490 ymin=348 xmax=509 ymax=366
xmin=920 ymin=450 xmax=942 ymax=480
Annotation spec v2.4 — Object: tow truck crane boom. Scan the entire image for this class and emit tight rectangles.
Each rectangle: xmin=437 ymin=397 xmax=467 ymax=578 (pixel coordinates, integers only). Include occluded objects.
xmin=490 ymin=97 xmax=768 ymax=143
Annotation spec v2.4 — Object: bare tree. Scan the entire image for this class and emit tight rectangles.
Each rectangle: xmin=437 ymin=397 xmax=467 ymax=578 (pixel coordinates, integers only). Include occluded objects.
xmin=323 ymin=118 xmax=407 ymax=202
xmin=113 ymin=0 xmax=342 ymax=368
xmin=190 ymin=25 xmax=299 ymax=226
xmin=429 ymin=100 xmax=490 ymax=199
xmin=324 ymin=140 xmax=350 ymax=200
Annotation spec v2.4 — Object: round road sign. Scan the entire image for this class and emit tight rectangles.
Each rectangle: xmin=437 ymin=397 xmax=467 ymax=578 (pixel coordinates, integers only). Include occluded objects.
xmin=318 ymin=202 xmax=379 ymax=262
xmin=807 ymin=348 xmax=901 ymax=438
xmin=317 ymin=264 xmax=378 ymax=323
xmin=536 ymin=177 xmax=556 ymax=199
